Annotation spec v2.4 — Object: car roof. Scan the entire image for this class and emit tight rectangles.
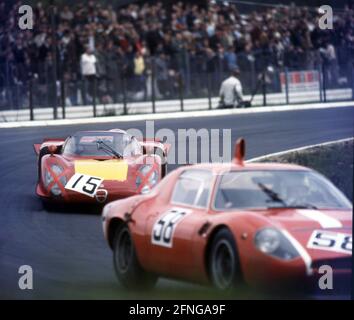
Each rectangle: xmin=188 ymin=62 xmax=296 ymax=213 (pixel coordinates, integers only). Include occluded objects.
xmin=178 ymin=162 xmax=311 ymax=174
xmin=74 ymin=130 xmax=127 ymax=135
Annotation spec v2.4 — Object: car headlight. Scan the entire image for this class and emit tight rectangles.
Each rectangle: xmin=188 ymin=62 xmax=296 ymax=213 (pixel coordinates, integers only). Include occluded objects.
xmin=254 ymin=228 xmax=299 ymax=260
xmin=136 ymin=165 xmax=159 ymax=194
xmin=51 ymin=164 xmax=63 ymax=176
xmin=43 ymin=165 xmax=67 ymax=196
xmin=51 ymin=183 xmax=61 ymax=196
xmin=140 ymin=165 xmax=152 ymax=176
xmin=44 ymin=169 xmax=53 ymax=188
xmin=149 ymin=170 xmax=158 ymax=186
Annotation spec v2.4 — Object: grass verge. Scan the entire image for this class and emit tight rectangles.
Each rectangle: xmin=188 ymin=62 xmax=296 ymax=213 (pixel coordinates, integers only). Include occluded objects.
xmin=258 ymin=139 xmax=353 ymax=202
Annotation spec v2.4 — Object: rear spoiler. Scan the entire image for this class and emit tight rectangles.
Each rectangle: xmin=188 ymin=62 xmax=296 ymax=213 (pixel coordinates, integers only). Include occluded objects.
xmin=33 ymin=138 xmax=66 ymax=155
xmin=33 ymin=144 xmax=41 ymax=155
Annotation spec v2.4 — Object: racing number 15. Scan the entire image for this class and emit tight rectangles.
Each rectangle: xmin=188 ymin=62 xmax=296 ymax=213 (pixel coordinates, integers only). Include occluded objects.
xmin=65 ymin=173 xmax=103 ymax=197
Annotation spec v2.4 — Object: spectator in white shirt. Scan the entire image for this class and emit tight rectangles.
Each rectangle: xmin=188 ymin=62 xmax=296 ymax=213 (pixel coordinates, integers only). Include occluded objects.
xmin=81 ymin=47 xmax=97 ymax=77
xmin=80 ymin=47 xmax=97 ymax=104
xmin=219 ymin=67 xmax=243 ymax=108
xmin=324 ymin=43 xmax=339 ymax=87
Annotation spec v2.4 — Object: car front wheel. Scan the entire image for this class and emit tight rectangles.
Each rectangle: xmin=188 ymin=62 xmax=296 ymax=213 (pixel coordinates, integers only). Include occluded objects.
xmin=208 ymin=228 xmax=242 ymax=291
xmin=113 ymin=224 xmax=157 ymax=290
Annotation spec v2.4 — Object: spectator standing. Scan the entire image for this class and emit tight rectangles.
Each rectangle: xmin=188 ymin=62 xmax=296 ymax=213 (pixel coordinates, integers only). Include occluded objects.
xmin=324 ymin=42 xmax=339 ymax=87
xmin=155 ymin=52 xmax=170 ymax=97
xmin=80 ymin=47 xmax=97 ymax=104
xmin=224 ymin=45 xmax=238 ymax=71
xmin=0 ymin=1 xmax=353 ymax=110
xmin=60 ymin=6 xmax=74 ymax=23
xmin=105 ymin=41 xmax=120 ymax=102
xmin=133 ymin=51 xmax=145 ymax=93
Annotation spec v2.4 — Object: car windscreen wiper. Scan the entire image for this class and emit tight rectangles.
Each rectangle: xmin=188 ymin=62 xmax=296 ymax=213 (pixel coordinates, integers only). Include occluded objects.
xmin=257 ymin=182 xmax=287 ymax=207
xmin=96 ymin=139 xmax=123 ymax=159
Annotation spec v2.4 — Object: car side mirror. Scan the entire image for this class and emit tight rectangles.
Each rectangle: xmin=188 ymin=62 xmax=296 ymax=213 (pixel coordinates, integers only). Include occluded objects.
xmin=48 ymin=145 xmax=58 ymax=156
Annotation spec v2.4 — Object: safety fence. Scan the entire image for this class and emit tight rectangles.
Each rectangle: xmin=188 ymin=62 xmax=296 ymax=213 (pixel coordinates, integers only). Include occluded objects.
xmin=1 ymin=49 xmax=353 ymax=122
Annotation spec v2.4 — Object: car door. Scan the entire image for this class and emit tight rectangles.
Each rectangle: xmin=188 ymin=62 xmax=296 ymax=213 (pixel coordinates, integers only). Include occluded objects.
xmin=144 ymin=169 xmax=213 ymax=280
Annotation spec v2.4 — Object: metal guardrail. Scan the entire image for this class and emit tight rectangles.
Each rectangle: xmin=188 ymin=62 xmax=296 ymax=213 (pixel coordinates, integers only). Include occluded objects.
xmin=0 ymin=89 xmax=352 ymax=122
xmin=0 ymin=52 xmax=353 ymax=121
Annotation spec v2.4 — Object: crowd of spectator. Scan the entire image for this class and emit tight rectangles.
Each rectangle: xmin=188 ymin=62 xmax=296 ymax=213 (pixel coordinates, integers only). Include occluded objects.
xmin=0 ymin=0 xmax=353 ymax=108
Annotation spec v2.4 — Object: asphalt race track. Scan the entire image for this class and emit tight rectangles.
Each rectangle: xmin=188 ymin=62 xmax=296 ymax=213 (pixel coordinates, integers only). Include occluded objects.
xmin=0 ymin=106 xmax=353 ymax=299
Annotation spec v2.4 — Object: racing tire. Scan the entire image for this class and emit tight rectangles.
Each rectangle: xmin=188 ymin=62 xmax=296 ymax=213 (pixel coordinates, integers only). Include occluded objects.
xmin=113 ymin=224 xmax=157 ymax=290
xmin=208 ymin=228 xmax=243 ymax=291
xmin=41 ymin=199 xmax=54 ymax=212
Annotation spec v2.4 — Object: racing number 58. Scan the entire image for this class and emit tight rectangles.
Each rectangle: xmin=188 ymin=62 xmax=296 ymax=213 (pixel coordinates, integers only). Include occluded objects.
xmin=308 ymin=230 xmax=352 ymax=255
xmin=341 ymin=236 xmax=352 ymax=252
xmin=152 ymin=208 xmax=190 ymax=248
xmin=314 ymin=232 xmax=352 ymax=252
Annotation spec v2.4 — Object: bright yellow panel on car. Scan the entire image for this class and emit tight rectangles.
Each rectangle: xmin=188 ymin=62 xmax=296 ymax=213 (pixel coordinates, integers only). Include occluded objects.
xmin=74 ymin=160 xmax=128 ymax=181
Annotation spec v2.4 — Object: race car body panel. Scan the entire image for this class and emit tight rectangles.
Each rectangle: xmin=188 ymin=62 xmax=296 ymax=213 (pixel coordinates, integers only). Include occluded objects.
xmin=73 ymin=159 xmax=129 ymax=181
xmin=103 ymin=139 xmax=352 ymax=289
xmin=35 ymin=130 xmax=166 ymax=205
xmin=216 ymin=209 xmax=352 ymax=285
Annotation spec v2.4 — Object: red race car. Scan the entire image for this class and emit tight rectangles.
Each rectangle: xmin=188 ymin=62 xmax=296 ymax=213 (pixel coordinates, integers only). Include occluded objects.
xmin=102 ymin=139 xmax=352 ymax=291
xmin=34 ymin=129 xmax=170 ymax=206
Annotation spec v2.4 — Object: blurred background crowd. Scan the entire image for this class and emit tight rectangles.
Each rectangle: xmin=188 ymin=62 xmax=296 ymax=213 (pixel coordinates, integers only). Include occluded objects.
xmin=0 ymin=0 xmax=353 ymax=109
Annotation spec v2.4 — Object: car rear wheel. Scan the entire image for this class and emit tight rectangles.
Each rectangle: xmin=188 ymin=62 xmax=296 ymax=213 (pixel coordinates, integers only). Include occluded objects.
xmin=113 ymin=224 xmax=157 ymax=290
xmin=208 ymin=228 xmax=242 ymax=291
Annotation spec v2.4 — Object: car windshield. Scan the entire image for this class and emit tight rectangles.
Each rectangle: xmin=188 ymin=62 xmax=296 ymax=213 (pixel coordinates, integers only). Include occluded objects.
xmin=63 ymin=132 xmax=141 ymax=157
xmin=214 ymin=170 xmax=352 ymax=210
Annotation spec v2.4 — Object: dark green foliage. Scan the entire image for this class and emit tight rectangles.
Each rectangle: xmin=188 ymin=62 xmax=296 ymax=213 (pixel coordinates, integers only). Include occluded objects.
xmin=261 ymin=140 xmax=353 ymax=202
